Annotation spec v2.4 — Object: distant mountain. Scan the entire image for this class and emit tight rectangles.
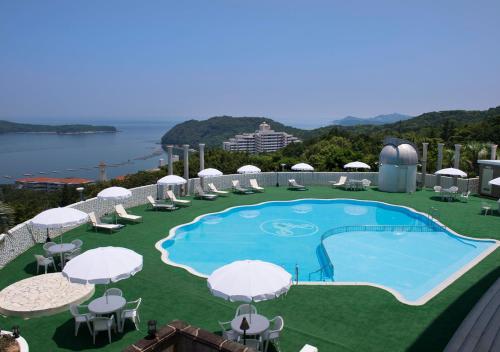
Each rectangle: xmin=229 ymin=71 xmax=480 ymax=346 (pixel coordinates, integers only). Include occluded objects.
xmin=0 ymin=120 xmax=117 ymax=134
xmin=161 ymin=116 xmax=320 ymax=148
xmin=331 ymin=113 xmax=412 ymax=126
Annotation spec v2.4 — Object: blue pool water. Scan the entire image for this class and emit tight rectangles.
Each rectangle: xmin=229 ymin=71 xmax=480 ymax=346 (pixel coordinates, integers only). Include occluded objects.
xmin=161 ymin=199 xmax=497 ymax=303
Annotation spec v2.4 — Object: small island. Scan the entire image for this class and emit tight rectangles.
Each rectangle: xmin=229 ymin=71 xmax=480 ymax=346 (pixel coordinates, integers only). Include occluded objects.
xmin=0 ymin=120 xmax=117 ymax=134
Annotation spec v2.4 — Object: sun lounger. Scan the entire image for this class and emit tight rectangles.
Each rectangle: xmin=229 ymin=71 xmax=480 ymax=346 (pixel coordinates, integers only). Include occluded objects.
xmin=328 ymin=175 xmax=347 ymax=188
xmin=147 ymin=196 xmax=178 ymax=211
xmin=288 ymin=179 xmax=307 ymax=191
xmin=88 ymin=212 xmax=123 ymax=233
xmin=249 ymin=179 xmax=264 ymax=192
xmin=232 ymin=180 xmax=253 ymax=194
xmin=208 ymin=183 xmax=229 ymax=196
xmin=115 ymin=204 xmax=143 ymax=222
xmin=194 ymin=184 xmax=218 ymax=200
xmin=166 ymin=190 xmax=191 ymax=207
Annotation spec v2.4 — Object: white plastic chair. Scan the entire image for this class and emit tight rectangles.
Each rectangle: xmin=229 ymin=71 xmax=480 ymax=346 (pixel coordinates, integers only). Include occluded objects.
xmin=120 ymin=298 xmax=141 ymax=331
xmin=34 ymin=254 xmax=55 ymax=274
xmin=460 ymin=191 xmax=471 ymax=202
xmin=263 ymin=316 xmax=284 ymax=352
xmin=64 ymin=247 xmax=82 ymax=261
xmin=91 ymin=315 xmax=116 ymax=344
xmin=244 ymin=338 xmax=262 ymax=352
xmin=361 ymin=179 xmax=371 ymax=190
xmin=218 ymin=320 xmax=239 ymax=341
xmin=43 ymin=241 xmax=56 ymax=257
xmin=235 ymin=304 xmax=257 ymax=318
xmin=104 ymin=287 xmax=123 ymax=297
xmin=71 ymin=239 xmax=83 ymax=249
xmin=69 ymin=304 xmax=94 ymax=336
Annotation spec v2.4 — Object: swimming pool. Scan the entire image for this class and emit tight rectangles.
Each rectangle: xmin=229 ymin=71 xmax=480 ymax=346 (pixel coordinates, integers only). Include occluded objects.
xmin=157 ymin=199 xmax=498 ymax=305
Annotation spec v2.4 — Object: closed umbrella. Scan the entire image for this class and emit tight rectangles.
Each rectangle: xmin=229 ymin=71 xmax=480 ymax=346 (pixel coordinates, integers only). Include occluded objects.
xmin=30 ymin=207 xmax=89 ymax=243
xmin=97 ymin=187 xmax=132 ymax=223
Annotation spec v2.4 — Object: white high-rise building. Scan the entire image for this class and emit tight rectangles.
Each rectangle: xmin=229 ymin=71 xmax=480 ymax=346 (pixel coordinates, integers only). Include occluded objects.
xmin=223 ymin=122 xmax=301 ymax=153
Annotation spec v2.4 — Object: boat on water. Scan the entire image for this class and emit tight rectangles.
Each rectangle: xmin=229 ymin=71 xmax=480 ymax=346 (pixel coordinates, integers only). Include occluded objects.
xmin=3 ymin=175 xmax=12 ymax=179
xmin=23 ymin=173 xmax=33 ymax=176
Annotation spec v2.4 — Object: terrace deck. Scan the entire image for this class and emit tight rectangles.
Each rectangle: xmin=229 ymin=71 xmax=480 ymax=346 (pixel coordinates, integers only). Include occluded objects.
xmin=0 ymin=187 xmax=498 ymax=351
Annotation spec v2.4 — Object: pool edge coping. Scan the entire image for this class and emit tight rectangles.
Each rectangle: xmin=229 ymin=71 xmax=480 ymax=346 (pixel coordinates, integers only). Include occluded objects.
xmin=154 ymin=198 xmax=500 ymax=306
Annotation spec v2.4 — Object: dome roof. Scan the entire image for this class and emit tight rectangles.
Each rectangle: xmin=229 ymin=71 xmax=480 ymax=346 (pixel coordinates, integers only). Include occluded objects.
xmin=379 ymin=143 xmax=418 ymax=165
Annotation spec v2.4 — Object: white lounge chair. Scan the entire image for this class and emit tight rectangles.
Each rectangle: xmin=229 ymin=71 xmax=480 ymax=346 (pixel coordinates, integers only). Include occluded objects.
xmin=288 ymin=179 xmax=307 ymax=191
xmin=69 ymin=304 xmax=94 ymax=336
xmin=34 ymin=254 xmax=55 ymax=274
xmin=194 ymin=184 xmax=218 ymax=200
xmin=232 ymin=180 xmax=253 ymax=194
xmin=88 ymin=212 xmax=123 ymax=233
xmin=115 ymin=204 xmax=142 ymax=223
xmin=208 ymin=183 xmax=229 ymax=196
xmin=120 ymin=298 xmax=141 ymax=331
xmin=249 ymin=179 xmax=264 ymax=192
xmin=460 ymin=191 xmax=471 ymax=202
xmin=147 ymin=196 xmax=178 ymax=211
xmin=166 ymin=190 xmax=191 ymax=207
xmin=263 ymin=316 xmax=284 ymax=352
xmin=329 ymin=176 xmax=347 ymax=188
xmin=91 ymin=315 xmax=116 ymax=344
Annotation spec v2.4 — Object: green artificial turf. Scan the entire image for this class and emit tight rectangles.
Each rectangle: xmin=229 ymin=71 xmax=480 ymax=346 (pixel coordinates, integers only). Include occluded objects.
xmin=0 ymin=187 xmax=498 ymax=351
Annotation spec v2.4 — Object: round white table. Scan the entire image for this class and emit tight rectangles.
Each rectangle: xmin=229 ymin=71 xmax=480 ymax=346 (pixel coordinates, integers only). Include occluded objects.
xmin=47 ymin=243 xmax=76 ymax=267
xmin=88 ymin=295 xmax=126 ymax=332
xmin=0 ymin=330 xmax=29 ymax=351
xmin=231 ymin=314 xmax=270 ymax=335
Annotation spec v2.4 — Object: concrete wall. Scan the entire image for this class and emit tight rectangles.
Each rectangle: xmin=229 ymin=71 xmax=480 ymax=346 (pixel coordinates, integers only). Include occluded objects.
xmin=0 ymin=171 xmax=478 ymax=269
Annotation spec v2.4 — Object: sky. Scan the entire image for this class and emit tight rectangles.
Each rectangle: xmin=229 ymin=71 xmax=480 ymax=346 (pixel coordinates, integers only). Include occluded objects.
xmin=0 ymin=0 xmax=499 ymax=127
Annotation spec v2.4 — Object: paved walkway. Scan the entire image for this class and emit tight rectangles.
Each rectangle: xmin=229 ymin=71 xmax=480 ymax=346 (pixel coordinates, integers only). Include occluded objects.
xmin=0 ymin=273 xmax=94 ymax=318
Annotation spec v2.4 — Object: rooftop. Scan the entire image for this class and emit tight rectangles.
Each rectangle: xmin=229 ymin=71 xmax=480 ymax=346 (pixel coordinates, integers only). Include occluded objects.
xmin=0 ymin=186 xmax=499 ymax=351
xmin=15 ymin=177 xmax=94 ymax=184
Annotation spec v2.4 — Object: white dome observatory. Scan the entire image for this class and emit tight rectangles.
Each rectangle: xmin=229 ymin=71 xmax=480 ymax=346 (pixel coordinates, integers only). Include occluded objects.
xmin=378 ymin=138 xmax=418 ymax=193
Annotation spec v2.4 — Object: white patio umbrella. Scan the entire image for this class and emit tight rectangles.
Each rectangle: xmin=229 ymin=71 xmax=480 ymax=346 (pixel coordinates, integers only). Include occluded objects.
xmin=63 ymin=246 xmax=142 ymax=302
xmin=488 ymin=177 xmax=500 ymax=186
xmin=291 ymin=163 xmax=314 ymax=185
xmin=157 ymin=175 xmax=187 ymax=186
xmin=237 ymin=165 xmax=261 ymax=174
xmin=30 ymin=207 xmax=89 ymax=243
xmin=63 ymin=246 xmax=143 ymax=284
xmin=97 ymin=186 xmax=132 ymax=200
xmin=97 ymin=187 xmax=132 ymax=223
xmin=157 ymin=175 xmax=188 ymax=199
xmin=208 ymin=259 xmax=292 ymax=327
xmin=435 ymin=168 xmax=467 ymax=177
xmin=198 ymin=168 xmax=223 ymax=177
xmin=344 ymin=161 xmax=371 ymax=170
xmin=291 ymin=163 xmax=314 ymax=171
